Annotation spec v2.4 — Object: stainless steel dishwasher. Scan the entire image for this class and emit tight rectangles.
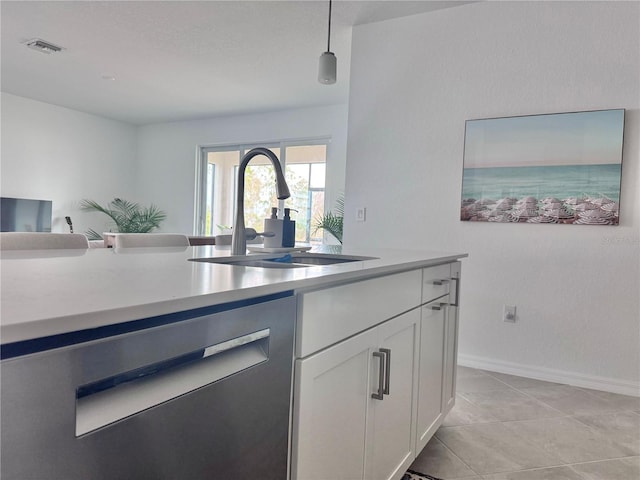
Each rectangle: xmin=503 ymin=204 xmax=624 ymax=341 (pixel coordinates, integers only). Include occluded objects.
xmin=1 ymin=293 xmax=296 ymax=479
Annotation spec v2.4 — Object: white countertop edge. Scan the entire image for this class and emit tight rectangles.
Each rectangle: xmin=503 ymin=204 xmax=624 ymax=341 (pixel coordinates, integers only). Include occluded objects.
xmin=1 ymin=248 xmax=467 ymax=344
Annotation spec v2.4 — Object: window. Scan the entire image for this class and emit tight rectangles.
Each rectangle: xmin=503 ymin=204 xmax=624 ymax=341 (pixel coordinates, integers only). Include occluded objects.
xmin=196 ymin=140 xmax=328 ymax=244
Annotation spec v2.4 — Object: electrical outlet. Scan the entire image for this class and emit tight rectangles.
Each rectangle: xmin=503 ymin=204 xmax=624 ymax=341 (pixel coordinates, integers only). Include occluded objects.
xmin=356 ymin=207 xmax=366 ymax=223
xmin=503 ymin=305 xmax=517 ymax=323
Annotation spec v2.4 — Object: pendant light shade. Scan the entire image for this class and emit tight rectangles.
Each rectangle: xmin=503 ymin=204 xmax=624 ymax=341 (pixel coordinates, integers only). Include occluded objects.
xmin=318 ymin=51 xmax=336 ymax=84
xmin=318 ymin=0 xmax=336 ymax=85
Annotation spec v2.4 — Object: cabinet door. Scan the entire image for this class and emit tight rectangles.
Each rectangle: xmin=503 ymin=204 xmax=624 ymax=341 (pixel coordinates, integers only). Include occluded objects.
xmin=292 ymin=328 xmax=378 ymax=480
xmin=367 ymin=309 xmax=420 ymax=480
xmin=443 ymin=261 xmax=461 ymax=414
xmin=442 ymin=305 xmax=458 ymax=414
xmin=415 ymin=302 xmax=446 ymax=453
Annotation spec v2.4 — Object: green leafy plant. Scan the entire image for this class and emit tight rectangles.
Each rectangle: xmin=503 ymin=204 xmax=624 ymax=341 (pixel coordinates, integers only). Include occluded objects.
xmin=80 ymin=198 xmax=167 ymax=240
xmin=313 ymin=195 xmax=344 ymax=244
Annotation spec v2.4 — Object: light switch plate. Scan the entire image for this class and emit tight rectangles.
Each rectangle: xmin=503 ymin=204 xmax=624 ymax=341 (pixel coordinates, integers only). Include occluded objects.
xmin=356 ymin=207 xmax=366 ymax=223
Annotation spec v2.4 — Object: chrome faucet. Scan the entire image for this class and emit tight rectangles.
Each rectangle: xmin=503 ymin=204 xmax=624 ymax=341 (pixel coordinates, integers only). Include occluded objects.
xmin=231 ymin=148 xmax=291 ymax=255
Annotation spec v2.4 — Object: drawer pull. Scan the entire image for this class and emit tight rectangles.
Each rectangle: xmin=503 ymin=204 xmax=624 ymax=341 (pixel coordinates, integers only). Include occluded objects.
xmin=380 ymin=348 xmax=391 ymax=395
xmin=451 ymin=276 xmax=461 ymax=307
xmin=372 ymin=351 xmax=385 ymax=400
xmin=432 ymin=279 xmax=450 ymax=286
xmin=429 ymin=302 xmax=448 ymax=311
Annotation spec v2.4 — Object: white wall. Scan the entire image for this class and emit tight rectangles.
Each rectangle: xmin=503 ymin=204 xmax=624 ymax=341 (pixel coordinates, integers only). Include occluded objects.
xmin=1 ymin=94 xmax=348 ymax=236
xmin=136 ymin=104 xmax=348 ymax=234
xmin=1 ymin=93 xmax=138 ymax=234
xmin=345 ymin=1 xmax=640 ymax=394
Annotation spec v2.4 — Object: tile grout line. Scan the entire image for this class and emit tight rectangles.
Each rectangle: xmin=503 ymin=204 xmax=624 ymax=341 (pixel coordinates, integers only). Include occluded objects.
xmin=473 ymin=454 xmax=640 ymax=478
xmin=498 ymin=378 xmax=640 ymax=450
xmin=483 ymin=413 xmax=638 ymax=467
xmin=481 ymin=371 xmax=573 ymax=417
xmin=435 ymin=422 xmax=573 ymax=476
xmin=456 ymin=386 xmax=569 ymax=422
xmin=576 ymin=385 xmax=640 ymax=403
xmin=430 ymin=434 xmax=481 ymax=478
xmin=566 ymin=454 xmax=640 ymax=466
xmin=436 ymin=369 xmax=640 ymax=478
xmin=568 ymin=407 xmax=640 ymax=432
xmin=511 ymin=379 xmax=640 ymax=415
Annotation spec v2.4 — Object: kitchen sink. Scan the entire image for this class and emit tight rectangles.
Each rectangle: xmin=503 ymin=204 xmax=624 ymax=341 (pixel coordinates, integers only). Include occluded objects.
xmin=189 ymin=253 xmax=378 ymax=269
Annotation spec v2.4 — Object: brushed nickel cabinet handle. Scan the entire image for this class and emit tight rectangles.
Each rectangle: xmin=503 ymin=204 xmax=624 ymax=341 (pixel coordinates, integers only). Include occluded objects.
xmin=432 ymin=279 xmax=450 ymax=286
xmin=451 ymin=276 xmax=461 ymax=307
xmin=380 ymin=348 xmax=391 ymax=395
xmin=428 ymin=302 xmax=449 ymax=311
xmin=371 ymin=351 xmax=385 ymax=400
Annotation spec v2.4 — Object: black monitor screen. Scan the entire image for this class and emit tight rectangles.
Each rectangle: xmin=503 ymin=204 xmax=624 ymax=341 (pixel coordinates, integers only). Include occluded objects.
xmin=1 ymin=197 xmax=53 ymax=232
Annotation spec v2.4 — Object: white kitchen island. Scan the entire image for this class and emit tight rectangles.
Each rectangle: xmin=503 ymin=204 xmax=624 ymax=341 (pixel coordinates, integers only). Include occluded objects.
xmin=1 ymin=245 xmax=466 ymax=480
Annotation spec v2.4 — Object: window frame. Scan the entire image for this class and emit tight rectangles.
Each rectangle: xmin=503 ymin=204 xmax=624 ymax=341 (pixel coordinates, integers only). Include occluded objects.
xmin=194 ymin=137 xmax=330 ymax=238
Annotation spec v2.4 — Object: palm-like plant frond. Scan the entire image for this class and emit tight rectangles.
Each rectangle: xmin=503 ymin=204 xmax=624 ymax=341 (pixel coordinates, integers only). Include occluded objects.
xmin=80 ymin=198 xmax=167 ymax=239
xmin=314 ymin=212 xmax=343 ymax=243
xmin=85 ymin=228 xmax=105 ymax=241
xmin=313 ymin=194 xmax=344 ymax=244
xmin=334 ymin=195 xmax=344 ymax=217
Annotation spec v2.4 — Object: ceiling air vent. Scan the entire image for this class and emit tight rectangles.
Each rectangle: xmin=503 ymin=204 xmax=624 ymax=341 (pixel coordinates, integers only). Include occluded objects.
xmin=24 ymin=39 xmax=64 ymax=54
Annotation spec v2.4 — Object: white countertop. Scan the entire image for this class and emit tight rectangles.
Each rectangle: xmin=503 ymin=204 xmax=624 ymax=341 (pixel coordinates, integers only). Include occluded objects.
xmin=0 ymin=245 xmax=466 ymax=344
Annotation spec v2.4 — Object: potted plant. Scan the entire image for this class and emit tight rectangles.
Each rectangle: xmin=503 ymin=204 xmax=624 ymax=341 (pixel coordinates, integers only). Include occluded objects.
xmin=80 ymin=198 xmax=167 ymax=240
xmin=313 ymin=195 xmax=344 ymax=244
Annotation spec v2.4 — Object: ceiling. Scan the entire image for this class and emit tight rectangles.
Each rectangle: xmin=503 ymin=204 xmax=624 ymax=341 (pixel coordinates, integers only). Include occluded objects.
xmin=1 ymin=0 xmax=471 ymax=125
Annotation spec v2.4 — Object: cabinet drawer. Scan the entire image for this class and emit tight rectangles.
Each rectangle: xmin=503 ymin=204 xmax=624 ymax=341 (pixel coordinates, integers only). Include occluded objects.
xmin=296 ymin=270 xmax=422 ymax=358
xmin=422 ymin=264 xmax=452 ymax=303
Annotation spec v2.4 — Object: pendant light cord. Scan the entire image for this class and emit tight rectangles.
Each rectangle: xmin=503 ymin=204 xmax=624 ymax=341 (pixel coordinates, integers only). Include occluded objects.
xmin=326 ymin=0 xmax=332 ymax=52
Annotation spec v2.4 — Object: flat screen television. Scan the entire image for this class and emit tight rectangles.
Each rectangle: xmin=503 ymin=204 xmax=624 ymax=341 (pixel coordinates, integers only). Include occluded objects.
xmin=1 ymin=197 xmax=53 ymax=232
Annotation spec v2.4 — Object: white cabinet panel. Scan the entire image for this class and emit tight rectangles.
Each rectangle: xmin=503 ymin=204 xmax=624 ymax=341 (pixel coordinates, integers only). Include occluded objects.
xmin=367 ymin=309 xmax=420 ymax=480
xmin=296 ymin=270 xmax=422 ymax=358
xmin=415 ymin=302 xmax=446 ymax=453
xmin=443 ymin=261 xmax=461 ymax=414
xmin=292 ymin=311 xmax=420 ymax=480
xmin=443 ymin=306 xmax=458 ymax=414
xmin=292 ymin=262 xmax=462 ymax=480
xmin=292 ymin=328 xmax=377 ymax=480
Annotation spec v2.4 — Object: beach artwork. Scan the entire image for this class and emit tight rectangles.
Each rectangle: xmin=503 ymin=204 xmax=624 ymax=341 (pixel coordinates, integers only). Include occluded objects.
xmin=461 ymin=109 xmax=625 ymax=225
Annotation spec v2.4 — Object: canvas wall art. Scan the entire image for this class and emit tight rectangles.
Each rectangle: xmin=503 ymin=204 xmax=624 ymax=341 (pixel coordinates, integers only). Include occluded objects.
xmin=460 ymin=109 xmax=625 ymax=225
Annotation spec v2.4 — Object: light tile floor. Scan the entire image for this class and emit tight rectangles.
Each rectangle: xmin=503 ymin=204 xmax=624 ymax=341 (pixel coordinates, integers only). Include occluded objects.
xmin=409 ymin=367 xmax=640 ymax=479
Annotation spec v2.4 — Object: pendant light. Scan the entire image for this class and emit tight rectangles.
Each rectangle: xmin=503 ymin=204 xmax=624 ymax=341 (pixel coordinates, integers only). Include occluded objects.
xmin=318 ymin=0 xmax=336 ymax=84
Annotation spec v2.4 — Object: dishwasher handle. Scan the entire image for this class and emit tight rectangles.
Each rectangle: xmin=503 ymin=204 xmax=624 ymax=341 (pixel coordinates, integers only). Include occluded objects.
xmin=76 ymin=328 xmax=270 ymax=436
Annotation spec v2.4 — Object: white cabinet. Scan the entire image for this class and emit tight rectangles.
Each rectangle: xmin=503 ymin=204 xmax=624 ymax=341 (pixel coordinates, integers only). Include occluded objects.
xmin=292 ymin=309 xmax=420 ymax=480
xmin=442 ymin=304 xmax=458 ymax=413
xmin=295 ymin=270 xmax=422 ymax=358
xmin=366 ymin=310 xmax=420 ymax=480
xmin=442 ymin=261 xmax=461 ymax=414
xmin=415 ymin=301 xmax=446 ymax=453
xmin=291 ymin=261 xmax=462 ymax=480
xmin=292 ymin=327 xmax=376 ymax=480
xmin=415 ymin=261 xmax=461 ymax=451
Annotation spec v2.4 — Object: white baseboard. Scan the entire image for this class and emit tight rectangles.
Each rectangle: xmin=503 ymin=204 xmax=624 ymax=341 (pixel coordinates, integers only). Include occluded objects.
xmin=458 ymin=354 xmax=640 ymax=397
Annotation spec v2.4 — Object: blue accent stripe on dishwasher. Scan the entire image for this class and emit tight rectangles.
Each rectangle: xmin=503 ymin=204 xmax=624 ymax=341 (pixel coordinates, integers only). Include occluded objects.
xmin=1 ymin=290 xmax=293 ymax=360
